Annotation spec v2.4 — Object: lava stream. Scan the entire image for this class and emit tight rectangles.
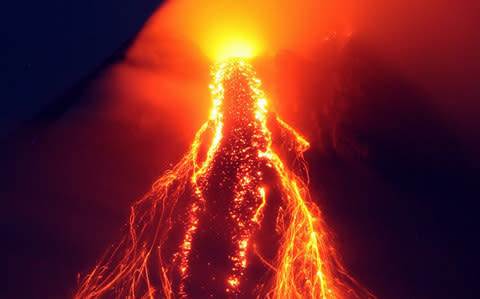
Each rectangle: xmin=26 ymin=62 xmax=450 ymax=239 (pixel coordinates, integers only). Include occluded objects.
xmin=75 ymin=59 xmax=374 ymax=299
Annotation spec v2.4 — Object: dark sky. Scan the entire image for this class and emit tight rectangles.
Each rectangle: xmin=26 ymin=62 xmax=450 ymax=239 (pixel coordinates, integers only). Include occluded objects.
xmin=0 ymin=0 xmax=163 ymax=137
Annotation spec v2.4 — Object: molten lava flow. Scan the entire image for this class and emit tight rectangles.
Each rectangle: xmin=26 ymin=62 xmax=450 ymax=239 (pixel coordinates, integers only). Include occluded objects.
xmin=75 ymin=59 xmax=374 ymax=298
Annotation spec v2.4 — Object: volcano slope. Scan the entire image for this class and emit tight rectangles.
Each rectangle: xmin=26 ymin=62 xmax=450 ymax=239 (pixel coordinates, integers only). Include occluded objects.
xmin=1 ymin=37 xmax=477 ymax=299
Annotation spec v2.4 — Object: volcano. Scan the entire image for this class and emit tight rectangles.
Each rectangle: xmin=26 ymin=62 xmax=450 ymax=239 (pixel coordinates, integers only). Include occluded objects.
xmin=2 ymin=11 xmax=477 ymax=298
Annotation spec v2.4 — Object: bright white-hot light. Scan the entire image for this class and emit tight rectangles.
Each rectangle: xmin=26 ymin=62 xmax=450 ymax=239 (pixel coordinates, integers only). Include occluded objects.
xmin=214 ymin=37 xmax=257 ymax=60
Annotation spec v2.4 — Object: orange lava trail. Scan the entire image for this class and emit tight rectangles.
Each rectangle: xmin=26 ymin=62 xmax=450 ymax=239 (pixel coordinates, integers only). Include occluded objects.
xmin=75 ymin=59 xmax=375 ymax=299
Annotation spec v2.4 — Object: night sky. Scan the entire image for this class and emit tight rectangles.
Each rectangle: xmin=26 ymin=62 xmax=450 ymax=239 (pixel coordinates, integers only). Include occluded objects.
xmin=0 ymin=0 xmax=162 ymax=137
xmin=1 ymin=1 xmax=479 ymax=298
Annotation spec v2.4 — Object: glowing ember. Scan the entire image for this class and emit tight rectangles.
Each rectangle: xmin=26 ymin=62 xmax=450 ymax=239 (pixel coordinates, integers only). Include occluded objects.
xmin=75 ymin=59 xmax=374 ymax=298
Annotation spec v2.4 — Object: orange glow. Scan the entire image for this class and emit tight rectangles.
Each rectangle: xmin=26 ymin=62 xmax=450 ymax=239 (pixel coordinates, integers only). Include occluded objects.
xmin=198 ymin=23 xmax=263 ymax=60
xmin=137 ymin=0 xmax=352 ymax=61
xmin=75 ymin=59 xmax=373 ymax=298
xmin=211 ymin=36 xmax=259 ymax=60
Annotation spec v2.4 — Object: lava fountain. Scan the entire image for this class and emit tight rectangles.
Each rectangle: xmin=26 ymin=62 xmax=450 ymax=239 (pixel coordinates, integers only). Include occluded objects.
xmin=75 ymin=59 xmax=374 ymax=298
